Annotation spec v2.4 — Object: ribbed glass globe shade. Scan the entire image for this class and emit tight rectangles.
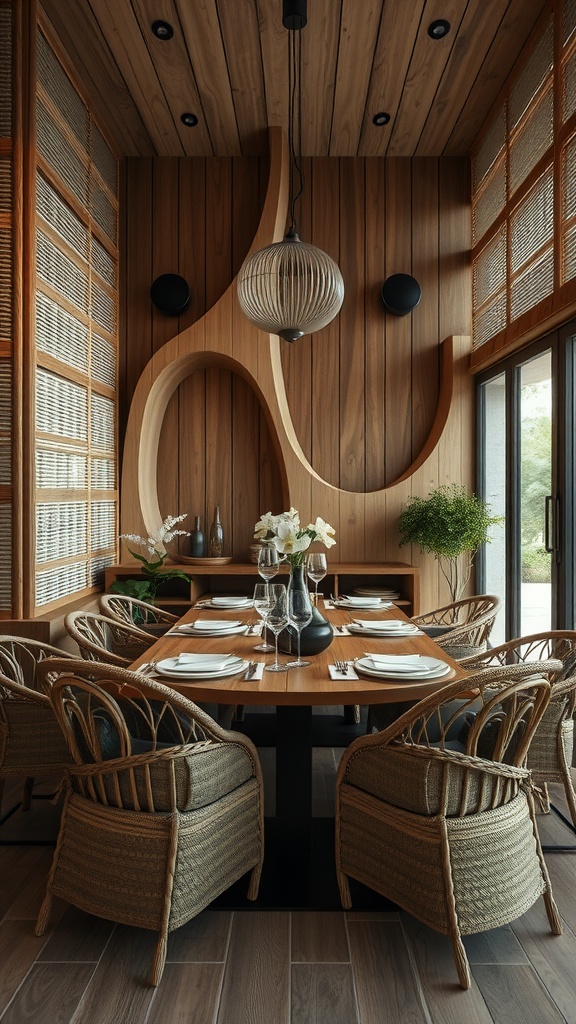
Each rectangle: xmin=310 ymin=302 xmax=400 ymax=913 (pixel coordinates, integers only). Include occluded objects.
xmin=237 ymin=233 xmax=344 ymax=342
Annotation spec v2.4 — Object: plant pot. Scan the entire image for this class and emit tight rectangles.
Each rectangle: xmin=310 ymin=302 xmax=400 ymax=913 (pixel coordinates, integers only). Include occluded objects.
xmin=276 ymin=565 xmax=334 ymax=656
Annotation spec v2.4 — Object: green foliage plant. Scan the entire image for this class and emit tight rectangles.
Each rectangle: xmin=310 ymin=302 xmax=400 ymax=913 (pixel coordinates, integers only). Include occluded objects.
xmin=110 ymin=514 xmax=191 ymax=606
xmin=397 ymin=484 xmax=502 ymax=606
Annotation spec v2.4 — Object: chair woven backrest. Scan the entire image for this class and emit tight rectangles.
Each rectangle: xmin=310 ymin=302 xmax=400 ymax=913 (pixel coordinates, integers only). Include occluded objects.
xmin=99 ymin=595 xmax=178 ymax=630
xmin=64 ymin=611 xmax=153 ymax=667
xmin=414 ymin=595 xmax=502 ymax=657
xmin=0 ymin=637 xmax=74 ymax=700
xmin=40 ymin=660 xmax=231 ymax=814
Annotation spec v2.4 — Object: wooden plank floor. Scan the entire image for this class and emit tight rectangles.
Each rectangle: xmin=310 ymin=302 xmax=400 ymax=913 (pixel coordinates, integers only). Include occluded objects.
xmin=1 ymin=712 xmax=576 ymax=1023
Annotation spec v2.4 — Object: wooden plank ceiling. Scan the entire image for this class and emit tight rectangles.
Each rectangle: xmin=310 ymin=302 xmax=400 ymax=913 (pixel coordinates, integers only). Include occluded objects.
xmin=40 ymin=0 xmax=547 ymax=159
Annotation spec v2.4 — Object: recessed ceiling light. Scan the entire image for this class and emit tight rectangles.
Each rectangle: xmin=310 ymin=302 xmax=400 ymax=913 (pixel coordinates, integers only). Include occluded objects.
xmin=373 ymin=112 xmax=390 ymax=127
xmin=428 ymin=19 xmax=450 ymax=39
xmin=152 ymin=20 xmax=174 ymax=40
xmin=181 ymin=112 xmax=198 ymax=127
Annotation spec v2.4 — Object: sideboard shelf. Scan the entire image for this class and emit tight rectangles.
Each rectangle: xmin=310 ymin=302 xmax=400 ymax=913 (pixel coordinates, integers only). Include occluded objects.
xmin=104 ymin=562 xmax=420 ymax=616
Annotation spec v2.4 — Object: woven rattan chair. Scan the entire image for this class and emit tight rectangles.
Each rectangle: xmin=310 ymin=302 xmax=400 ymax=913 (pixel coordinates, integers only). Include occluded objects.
xmin=34 ymin=658 xmax=264 ymax=986
xmin=461 ymin=631 xmax=576 ymax=826
xmin=0 ymin=638 xmax=74 ymax=816
xmin=99 ymin=595 xmax=178 ymax=637
xmin=64 ymin=610 xmax=153 ymax=667
xmin=336 ymin=664 xmax=562 ymax=988
xmin=412 ymin=594 xmax=502 ymax=660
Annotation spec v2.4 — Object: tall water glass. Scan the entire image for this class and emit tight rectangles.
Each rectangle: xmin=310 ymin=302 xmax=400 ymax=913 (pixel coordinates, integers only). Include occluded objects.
xmin=286 ymin=585 xmax=313 ymax=668
xmin=305 ymin=552 xmax=327 ymax=604
xmin=264 ymin=584 xmax=289 ymax=673
xmin=252 ymin=582 xmax=275 ymax=652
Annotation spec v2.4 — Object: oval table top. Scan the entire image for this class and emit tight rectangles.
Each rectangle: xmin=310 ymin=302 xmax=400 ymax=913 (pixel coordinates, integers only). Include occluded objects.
xmin=129 ymin=598 xmax=468 ymax=706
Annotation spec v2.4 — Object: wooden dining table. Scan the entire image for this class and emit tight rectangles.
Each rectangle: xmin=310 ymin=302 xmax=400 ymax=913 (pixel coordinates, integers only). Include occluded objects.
xmin=129 ymin=597 xmax=468 ymax=861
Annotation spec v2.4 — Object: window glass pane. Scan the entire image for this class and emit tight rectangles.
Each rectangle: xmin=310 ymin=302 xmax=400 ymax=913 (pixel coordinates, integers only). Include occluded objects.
xmin=519 ymin=352 xmax=552 ymax=635
xmin=480 ymin=374 xmax=507 ymax=646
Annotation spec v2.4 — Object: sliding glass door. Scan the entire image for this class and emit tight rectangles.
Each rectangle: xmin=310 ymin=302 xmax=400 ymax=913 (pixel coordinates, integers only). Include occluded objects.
xmin=477 ymin=325 xmax=575 ymax=642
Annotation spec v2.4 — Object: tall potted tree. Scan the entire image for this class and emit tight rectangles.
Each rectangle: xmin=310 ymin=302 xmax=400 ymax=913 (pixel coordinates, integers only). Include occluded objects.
xmin=397 ymin=484 xmax=501 ymax=606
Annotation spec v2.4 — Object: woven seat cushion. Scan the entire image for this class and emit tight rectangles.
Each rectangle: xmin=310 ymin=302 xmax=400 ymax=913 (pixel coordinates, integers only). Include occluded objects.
xmin=344 ymin=745 xmax=503 ymax=816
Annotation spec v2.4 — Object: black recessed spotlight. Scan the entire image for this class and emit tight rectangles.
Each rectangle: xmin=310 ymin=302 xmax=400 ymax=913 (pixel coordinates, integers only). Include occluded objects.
xmin=428 ymin=19 xmax=450 ymax=39
xmin=181 ymin=112 xmax=198 ymax=128
xmin=152 ymin=20 xmax=174 ymax=40
xmin=373 ymin=111 xmax=391 ymax=127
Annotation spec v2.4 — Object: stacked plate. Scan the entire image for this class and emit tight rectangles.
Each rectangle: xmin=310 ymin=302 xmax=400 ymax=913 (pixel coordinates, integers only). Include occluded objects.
xmin=347 ymin=618 xmax=420 ymax=638
xmin=205 ymin=596 xmax=253 ymax=609
xmin=335 ymin=595 xmax=393 ymax=609
xmin=353 ymin=587 xmax=401 ymax=600
xmin=174 ymin=619 xmax=247 ymax=637
xmin=355 ymin=654 xmax=451 ymax=681
xmin=155 ymin=653 xmax=247 ymax=680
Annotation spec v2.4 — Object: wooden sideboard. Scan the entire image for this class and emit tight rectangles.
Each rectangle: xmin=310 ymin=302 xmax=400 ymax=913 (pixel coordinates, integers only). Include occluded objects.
xmin=103 ymin=562 xmax=420 ymax=616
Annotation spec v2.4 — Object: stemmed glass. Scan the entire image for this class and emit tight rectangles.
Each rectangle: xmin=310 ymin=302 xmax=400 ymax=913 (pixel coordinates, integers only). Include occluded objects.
xmin=264 ymin=584 xmax=289 ymax=672
xmin=252 ymin=583 xmax=276 ymax=652
xmin=286 ymin=585 xmax=313 ymax=669
xmin=305 ymin=552 xmax=327 ymax=604
xmin=258 ymin=545 xmax=279 ymax=581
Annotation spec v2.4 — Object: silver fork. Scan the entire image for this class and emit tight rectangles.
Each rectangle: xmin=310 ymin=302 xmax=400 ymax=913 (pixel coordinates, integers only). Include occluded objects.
xmin=335 ymin=660 xmax=349 ymax=674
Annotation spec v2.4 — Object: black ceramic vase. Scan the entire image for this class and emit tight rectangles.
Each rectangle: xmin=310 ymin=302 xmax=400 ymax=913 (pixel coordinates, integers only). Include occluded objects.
xmin=277 ymin=565 xmax=334 ymax=656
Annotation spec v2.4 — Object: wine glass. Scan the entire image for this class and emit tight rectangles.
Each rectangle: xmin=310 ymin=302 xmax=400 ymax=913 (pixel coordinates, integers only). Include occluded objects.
xmin=252 ymin=582 xmax=276 ymax=652
xmin=305 ymin=552 xmax=327 ymax=604
xmin=286 ymin=585 xmax=313 ymax=669
xmin=264 ymin=584 xmax=289 ymax=672
xmin=258 ymin=545 xmax=279 ymax=581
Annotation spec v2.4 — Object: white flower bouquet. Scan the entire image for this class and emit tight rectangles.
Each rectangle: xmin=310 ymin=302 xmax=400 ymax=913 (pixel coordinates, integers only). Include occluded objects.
xmin=254 ymin=508 xmax=336 ymax=568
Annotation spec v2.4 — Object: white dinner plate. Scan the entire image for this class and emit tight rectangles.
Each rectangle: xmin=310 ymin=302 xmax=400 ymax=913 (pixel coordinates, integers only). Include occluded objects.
xmin=335 ymin=599 xmax=393 ymax=609
xmin=155 ymin=655 xmax=246 ymax=680
xmin=185 ymin=625 xmax=248 ymax=637
xmin=206 ymin=599 xmax=253 ymax=609
xmin=355 ymin=655 xmax=452 ymax=681
xmin=353 ymin=587 xmax=401 ymax=599
xmin=175 ymin=620 xmax=243 ymax=634
xmin=347 ymin=624 xmax=420 ymax=637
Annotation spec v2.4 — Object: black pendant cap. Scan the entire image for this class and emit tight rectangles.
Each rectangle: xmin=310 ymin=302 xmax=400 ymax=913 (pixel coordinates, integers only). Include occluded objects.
xmin=150 ymin=274 xmax=191 ymax=316
xmin=381 ymin=274 xmax=422 ymax=316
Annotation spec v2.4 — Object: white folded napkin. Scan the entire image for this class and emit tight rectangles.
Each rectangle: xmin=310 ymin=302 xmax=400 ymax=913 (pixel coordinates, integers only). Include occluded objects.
xmin=245 ymin=662 xmax=265 ymax=680
xmin=364 ymin=653 xmax=423 ymax=665
xmin=340 ymin=596 xmax=384 ymax=606
xmin=328 ymin=663 xmax=359 ymax=680
xmin=353 ymin=619 xmax=411 ymax=630
xmin=211 ymin=597 xmax=250 ymax=606
xmin=191 ymin=619 xmax=242 ymax=631
xmin=174 ymin=653 xmax=238 ymax=671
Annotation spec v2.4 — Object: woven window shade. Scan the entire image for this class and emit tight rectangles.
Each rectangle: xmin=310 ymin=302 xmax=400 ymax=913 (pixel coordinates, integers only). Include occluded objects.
xmin=91 ymin=125 xmax=118 ymax=194
xmin=0 ymin=439 xmax=10 ymax=485
xmin=472 ymin=294 xmax=507 ymax=350
xmin=36 ymin=292 xmax=89 ymax=373
xmin=37 ymin=32 xmax=88 ymax=149
xmin=0 ymin=159 xmax=12 ymax=211
xmin=562 ymin=222 xmax=576 ymax=281
xmin=91 ymin=237 xmax=116 ymax=288
xmin=563 ymin=48 xmax=576 ymax=121
xmin=37 ymin=229 xmax=89 ymax=313
xmin=0 ymin=7 xmax=12 ymax=138
xmin=36 ymin=447 xmax=87 ymax=489
xmin=37 ymin=101 xmax=89 ymax=207
xmin=511 ymin=168 xmax=553 ymax=273
xmin=0 ymin=504 xmax=11 ymax=609
xmin=91 ymin=457 xmax=115 ymax=489
xmin=563 ymin=134 xmax=576 ymax=222
xmin=91 ymin=500 xmax=116 ymax=551
xmin=473 ymin=106 xmax=506 ymax=194
xmin=91 ymin=281 xmax=117 ymax=334
xmin=36 ymin=501 xmax=88 ymax=562
xmin=91 ymin=394 xmax=115 ymax=453
xmin=473 ymin=160 xmax=506 ymax=244
xmin=0 ymin=359 xmax=12 ymax=431
xmin=0 ymin=230 xmax=13 ymax=337
xmin=36 ymin=172 xmax=89 ymax=260
xmin=510 ymin=86 xmax=553 ymax=196
xmin=89 ymin=555 xmax=115 ymax=587
xmin=511 ymin=248 xmax=554 ymax=320
xmin=509 ymin=22 xmax=553 ymax=130
xmin=474 ymin=225 xmax=507 ymax=308
xmin=91 ymin=334 xmax=116 ymax=388
xmin=36 ymin=561 xmax=88 ymax=607
xmin=36 ymin=368 xmax=88 ymax=441
xmin=564 ymin=0 xmax=576 ymax=45
xmin=90 ymin=181 xmax=117 ymax=243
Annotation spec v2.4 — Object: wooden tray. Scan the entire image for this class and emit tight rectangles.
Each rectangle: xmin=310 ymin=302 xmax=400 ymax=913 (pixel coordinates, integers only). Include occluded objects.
xmin=171 ymin=555 xmax=234 ymax=566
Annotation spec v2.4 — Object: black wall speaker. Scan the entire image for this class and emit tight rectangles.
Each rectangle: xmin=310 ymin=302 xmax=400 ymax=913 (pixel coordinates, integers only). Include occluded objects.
xmin=381 ymin=274 xmax=422 ymax=316
xmin=150 ymin=274 xmax=191 ymax=316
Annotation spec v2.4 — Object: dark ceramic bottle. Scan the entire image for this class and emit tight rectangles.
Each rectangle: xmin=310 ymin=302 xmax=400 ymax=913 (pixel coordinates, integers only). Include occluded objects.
xmin=189 ymin=515 xmax=205 ymax=557
xmin=209 ymin=505 xmax=224 ymax=557
xmin=278 ymin=564 xmax=334 ymax=656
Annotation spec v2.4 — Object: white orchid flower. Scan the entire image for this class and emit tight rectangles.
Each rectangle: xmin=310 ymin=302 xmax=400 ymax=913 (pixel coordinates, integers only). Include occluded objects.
xmin=308 ymin=517 xmax=337 ymax=548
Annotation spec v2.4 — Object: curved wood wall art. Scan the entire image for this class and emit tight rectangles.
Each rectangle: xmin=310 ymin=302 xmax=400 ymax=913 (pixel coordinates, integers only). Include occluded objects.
xmin=120 ymin=128 xmax=473 ymax=611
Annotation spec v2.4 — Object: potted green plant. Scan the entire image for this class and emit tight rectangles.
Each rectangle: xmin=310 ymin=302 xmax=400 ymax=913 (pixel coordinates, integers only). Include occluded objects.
xmin=111 ymin=514 xmax=191 ymax=607
xmin=397 ymin=484 xmax=501 ymax=606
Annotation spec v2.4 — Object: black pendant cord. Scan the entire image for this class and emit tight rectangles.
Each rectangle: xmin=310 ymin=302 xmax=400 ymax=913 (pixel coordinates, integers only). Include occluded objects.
xmin=288 ymin=26 xmax=304 ymax=236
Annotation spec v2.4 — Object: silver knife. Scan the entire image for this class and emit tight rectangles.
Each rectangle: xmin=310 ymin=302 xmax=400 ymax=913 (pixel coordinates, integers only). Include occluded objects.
xmin=245 ymin=661 xmax=259 ymax=680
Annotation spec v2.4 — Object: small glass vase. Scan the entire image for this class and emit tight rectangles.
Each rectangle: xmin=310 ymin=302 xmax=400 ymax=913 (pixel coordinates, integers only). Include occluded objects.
xmin=278 ymin=564 xmax=334 ymax=656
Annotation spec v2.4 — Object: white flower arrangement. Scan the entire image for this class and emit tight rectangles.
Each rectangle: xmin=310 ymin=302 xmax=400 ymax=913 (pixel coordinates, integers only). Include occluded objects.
xmin=121 ymin=513 xmax=190 ymax=559
xmin=114 ymin=514 xmax=191 ymax=603
xmin=254 ymin=508 xmax=336 ymax=568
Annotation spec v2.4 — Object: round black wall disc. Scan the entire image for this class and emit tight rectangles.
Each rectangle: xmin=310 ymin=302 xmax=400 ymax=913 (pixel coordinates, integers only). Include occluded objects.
xmin=381 ymin=274 xmax=422 ymax=316
xmin=150 ymin=274 xmax=191 ymax=315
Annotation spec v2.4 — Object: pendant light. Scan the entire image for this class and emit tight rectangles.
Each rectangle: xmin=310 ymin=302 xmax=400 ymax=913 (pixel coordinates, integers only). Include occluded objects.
xmin=237 ymin=0 xmax=344 ymax=343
